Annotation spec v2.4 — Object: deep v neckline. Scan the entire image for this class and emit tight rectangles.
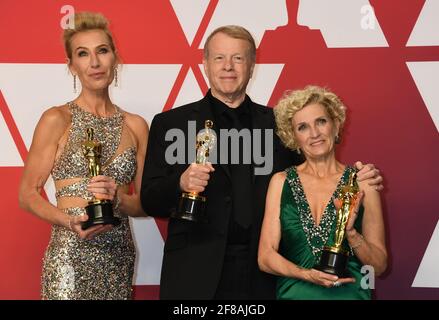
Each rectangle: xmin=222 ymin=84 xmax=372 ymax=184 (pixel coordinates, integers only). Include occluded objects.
xmin=285 ymin=165 xmax=354 ymax=258
xmin=293 ymin=166 xmax=347 ymax=227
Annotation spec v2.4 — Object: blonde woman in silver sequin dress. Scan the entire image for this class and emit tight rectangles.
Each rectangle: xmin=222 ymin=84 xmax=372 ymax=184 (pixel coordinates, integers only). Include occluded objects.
xmin=19 ymin=12 xmax=149 ymax=300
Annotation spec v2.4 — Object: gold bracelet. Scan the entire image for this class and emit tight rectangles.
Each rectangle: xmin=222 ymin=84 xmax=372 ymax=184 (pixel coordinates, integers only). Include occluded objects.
xmin=350 ymin=234 xmax=364 ymax=250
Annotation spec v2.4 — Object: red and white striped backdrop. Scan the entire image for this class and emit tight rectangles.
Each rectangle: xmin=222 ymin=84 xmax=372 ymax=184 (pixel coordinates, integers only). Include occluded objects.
xmin=0 ymin=0 xmax=438 ymax=299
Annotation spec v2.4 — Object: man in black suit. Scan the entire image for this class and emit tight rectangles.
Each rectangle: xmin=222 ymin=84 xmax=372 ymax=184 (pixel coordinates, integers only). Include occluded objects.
xmin=140 ymin=25 xmax=382 ymax=299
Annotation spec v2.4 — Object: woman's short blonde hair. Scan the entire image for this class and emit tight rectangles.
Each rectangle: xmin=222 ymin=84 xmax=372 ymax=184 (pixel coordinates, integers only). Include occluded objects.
xmin=63 ymin=12 xmax=117 ymax=62
xmin=274 ymin=85 xmax=346 ymax=150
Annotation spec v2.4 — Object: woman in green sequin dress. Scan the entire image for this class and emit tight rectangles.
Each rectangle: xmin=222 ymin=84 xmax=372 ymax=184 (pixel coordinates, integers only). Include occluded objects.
xmin=258 ymin=86 xmax=387 ymax=300
xmin=19 ymin=12 xmax=149 ymax=299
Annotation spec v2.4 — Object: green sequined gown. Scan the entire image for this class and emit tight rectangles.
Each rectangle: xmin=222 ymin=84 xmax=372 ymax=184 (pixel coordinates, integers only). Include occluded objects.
xmin=277 ymin=166 xmax=371 ymax=300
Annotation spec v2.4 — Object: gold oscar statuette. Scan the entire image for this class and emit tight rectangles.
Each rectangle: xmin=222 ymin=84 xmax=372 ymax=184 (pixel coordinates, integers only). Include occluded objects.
xmin=81 ymin=128 xmax=120 ymax=230
xmin=172 ymin=120 xmax=216 ymax=223
xmin=314 ymin=171 xmax=359 ymax=277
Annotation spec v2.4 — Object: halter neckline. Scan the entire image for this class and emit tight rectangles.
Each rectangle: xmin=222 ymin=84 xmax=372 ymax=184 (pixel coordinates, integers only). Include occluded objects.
xmin=69 ymin=101 xmax=120 ymax=119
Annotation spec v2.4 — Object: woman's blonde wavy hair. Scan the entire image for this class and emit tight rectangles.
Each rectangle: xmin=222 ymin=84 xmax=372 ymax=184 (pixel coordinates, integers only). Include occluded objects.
xmin=274 ymin=85 xmax=346 ymax=151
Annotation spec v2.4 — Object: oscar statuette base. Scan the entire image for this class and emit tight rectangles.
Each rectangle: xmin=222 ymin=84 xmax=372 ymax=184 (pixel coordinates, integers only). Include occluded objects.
xmin=172 ymin=192 xmax=207 ymax=223
xmin=314 ymin=246 xmax=351 ymax=278
xmin=82 ymin=200 xmax=120 ymax=230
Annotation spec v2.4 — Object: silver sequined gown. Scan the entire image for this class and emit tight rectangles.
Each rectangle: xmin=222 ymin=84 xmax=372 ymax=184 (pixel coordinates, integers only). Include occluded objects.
xmin=42 ymin=102 xmax=137 ymax=300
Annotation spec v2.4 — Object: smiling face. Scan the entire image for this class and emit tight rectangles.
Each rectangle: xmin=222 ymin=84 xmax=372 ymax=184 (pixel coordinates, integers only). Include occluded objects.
xmin=203 ymin=32 xmax=254 ymax=106
xmin=68 ymin=29 xmax=117 ymax=92
xmin=292 ymin=103 xmax=340 ymax=159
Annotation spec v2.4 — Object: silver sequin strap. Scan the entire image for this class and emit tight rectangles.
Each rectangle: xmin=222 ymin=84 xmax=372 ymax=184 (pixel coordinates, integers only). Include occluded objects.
xmin=55 ymin=178 xmax=94 ymax=200
xmin=102 ymin=147 xmax=137 ymax=186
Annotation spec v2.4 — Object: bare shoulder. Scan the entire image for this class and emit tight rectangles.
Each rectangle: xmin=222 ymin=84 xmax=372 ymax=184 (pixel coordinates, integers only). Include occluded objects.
xmin=123 ymin=111 xmax=149 ymax=135
xmin=124 ymin=111 xmax=148 ymax=127
xmin=41 ymin=104 xmax=69 ymax=121
xmin=26 ymin=105 xmax=71 ymax=149
xmin=38 ymin=105 xmax=70 ymax=134
xmin=272 ymin=170 xmax=287 ymax=180
xmin=266 ymin=171 xmax=287 ymax=210
xmin=270 ymin=171 xmax=287 ymax=189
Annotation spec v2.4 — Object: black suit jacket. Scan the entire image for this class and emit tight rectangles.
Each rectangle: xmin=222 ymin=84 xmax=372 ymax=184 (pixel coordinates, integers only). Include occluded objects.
xmin=140 ymin=94 xmax=302 ymax=299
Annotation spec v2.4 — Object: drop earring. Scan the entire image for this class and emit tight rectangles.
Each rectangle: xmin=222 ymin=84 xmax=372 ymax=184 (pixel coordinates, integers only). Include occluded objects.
xmin=73 ymin=74 xmax=77 ymax=93
xmin=114 ymin=67 xmax=118 ymax=87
